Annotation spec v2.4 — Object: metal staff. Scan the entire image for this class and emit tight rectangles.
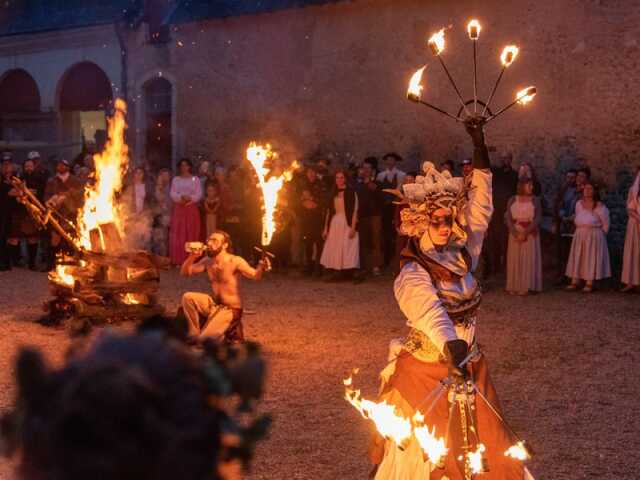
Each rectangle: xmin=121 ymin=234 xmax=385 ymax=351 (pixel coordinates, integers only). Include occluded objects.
xmin=407 ymin=93 xmax=464 ymax=122
xmin=482 ymin=46 xmax=519 ymax=116
xmin=485 ymin=86 xmax=536 ymax=124
xmin=428 ymin=30 xmax=472 ymax=118
xmin=481 ymin=66 xmax=506 ymax=117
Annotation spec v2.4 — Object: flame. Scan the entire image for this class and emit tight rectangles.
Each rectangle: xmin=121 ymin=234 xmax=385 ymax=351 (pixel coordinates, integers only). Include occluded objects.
xmin=78 ymin=99 xmax=129 ymax=250
xmin=122 ymin=293 xmax=144 ymax=305
xmin=50 ymin=264 xmax=75 ymax=287
xmin=413 ymin=411 xmax=448 ymax=465
xmin=501 ymin=45 xmax=519 ymax=67
xmin=246 ymin=142 xmax=297 ymax=246
xmin=505 ymin=441 xmax=530 ymax=461
xmin=516 ymin=86 xmax=537 ymax=105
xmin=407 ymin=66 xmax=426 ymax=100
xmin=467 ymin=19 xmax=481 ymax=39
xmin=344 ymin=375 xmax=412 ymax=446
xmin=466 ymin=443 xmax=486 ymax=474
xmin=428 ymin=28 xmax=445 ymax=55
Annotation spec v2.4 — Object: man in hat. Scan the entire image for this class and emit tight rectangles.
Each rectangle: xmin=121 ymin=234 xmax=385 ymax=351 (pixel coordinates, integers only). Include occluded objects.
xmin=44 ymin=158 xmax=83 ymax=264
xmin=0 ymin=153 xmax=16 ymax=270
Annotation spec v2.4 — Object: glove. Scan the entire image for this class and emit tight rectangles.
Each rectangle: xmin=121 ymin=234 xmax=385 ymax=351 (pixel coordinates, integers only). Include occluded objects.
xmin=443 ymin=339 xmax=469 ymax=383
xmin=463 ymin=115 xmax=485 ymax=146
xmin=463 ymin=115 xmax=490 ymax=169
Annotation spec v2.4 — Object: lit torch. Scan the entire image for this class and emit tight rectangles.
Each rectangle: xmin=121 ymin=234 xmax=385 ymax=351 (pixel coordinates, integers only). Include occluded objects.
xmin=246 ymin=142 xmax=297 ymax=248
xmin=464 ymin=443 xmax=489 ymax=474
xmin=413 ymin=411 xmax=448 ymax=465
xmin=467 ymin=19 xmax=481 ymax=112
xmin=428 ymin=27 xmax=471 ymax=116
xmin=482 ymin=45 xmax=520 ymax=116
xmin=485 ymin=86 xmax=536 ymax=124
xmin=343 ymin=374 xmax=413 ymax=447
xmin=406 ymin=67 xmax=463 ymax=122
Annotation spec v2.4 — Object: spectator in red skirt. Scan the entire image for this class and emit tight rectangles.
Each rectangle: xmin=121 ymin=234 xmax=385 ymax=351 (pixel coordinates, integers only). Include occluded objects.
xmin=169 ymin=158 xmax=203 ymax=265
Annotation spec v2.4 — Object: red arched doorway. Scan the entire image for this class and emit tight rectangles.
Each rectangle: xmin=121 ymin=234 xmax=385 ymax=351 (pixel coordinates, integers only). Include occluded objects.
xmin=143 ymin=77 xmax=172 ymax=171
xmin=0 ymin=69 xmax=42 ymax=142
xmin=58 ymin=62 xmax=113 ymax=161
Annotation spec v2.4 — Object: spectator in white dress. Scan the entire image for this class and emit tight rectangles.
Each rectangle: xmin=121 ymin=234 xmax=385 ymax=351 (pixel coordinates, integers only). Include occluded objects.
xmin=565 ymin=182 xmax=611 ymax=292
xmin=621 ymin=168 xmax=640 ymax=292
xmin=320 ymin=170 xmax=359 ymax=280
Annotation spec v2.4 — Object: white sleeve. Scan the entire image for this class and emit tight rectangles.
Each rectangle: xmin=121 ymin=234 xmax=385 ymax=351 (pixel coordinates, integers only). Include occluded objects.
xmin=394 ymin=262 xmax=457 ymax=353
xmin=192 ymin=177 xmax=203 ymax=203
xmin=463 ymin=169 xmax=493 ymax=270
xmin=169 ymin=178 xmax=181 ymax=203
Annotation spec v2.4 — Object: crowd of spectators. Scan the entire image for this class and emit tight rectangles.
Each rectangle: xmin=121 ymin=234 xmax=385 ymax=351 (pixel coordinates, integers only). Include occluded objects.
xmin=1 ymin=146 xmax=639 ymax=293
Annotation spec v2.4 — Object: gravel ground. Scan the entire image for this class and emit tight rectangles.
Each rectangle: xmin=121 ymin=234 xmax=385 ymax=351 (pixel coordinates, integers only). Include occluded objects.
xmin=1 ymin=268 xmax=639 ymax=479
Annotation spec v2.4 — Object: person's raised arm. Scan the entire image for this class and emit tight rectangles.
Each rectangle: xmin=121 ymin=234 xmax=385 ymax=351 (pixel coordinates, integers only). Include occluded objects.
xmin=465 ymin=117 xmax=490 ymax=170
xmin=180 ymin=252 xmax=207 ymax=277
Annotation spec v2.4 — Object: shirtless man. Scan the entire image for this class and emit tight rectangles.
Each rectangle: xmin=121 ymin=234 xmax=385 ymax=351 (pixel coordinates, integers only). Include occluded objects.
xmin=180 ymin=230 xmax=269 ymax=343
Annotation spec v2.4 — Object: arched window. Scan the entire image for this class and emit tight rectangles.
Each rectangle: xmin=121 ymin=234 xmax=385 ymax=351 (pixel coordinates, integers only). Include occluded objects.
xmin=0 ymin=69 xmax=41 ymax=113
xmin=59 ymin=61 xmax=113 ymax=111
xmin=57 ymin=62 xmax=113 ymax=157
xmin=143 ymin=77 xmax=172 ymax=171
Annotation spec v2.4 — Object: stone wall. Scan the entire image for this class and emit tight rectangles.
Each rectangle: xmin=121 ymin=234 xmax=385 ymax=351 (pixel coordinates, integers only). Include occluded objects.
xmin=124 ymin=0 xmax=640 ymax=186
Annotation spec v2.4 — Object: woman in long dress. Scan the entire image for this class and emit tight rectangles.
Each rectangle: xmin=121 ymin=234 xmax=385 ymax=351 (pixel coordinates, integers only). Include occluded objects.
xmin=169 ymin=158 xmax=203 ymax=265
xmin=505 ymin=179 xmax=543 ymax=295
xmin=320 ymin=170 xmax=359 ymax=277
xmin=370 ymin=121 xmax=534 ymax=480
xmin=621 ymin=168 xmax=640 ymax=292
xmin=565 ymin=182 xmax=611 ymax=292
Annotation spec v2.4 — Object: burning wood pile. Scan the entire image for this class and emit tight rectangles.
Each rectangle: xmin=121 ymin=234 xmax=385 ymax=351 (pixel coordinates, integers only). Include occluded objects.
xmin=13 ymin=99 xmax=168 ymax=325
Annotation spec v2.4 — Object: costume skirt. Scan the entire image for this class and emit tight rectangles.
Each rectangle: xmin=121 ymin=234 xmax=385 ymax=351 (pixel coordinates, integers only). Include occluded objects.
xmin=621 ymin=217 xmax=640 ymax=286
xmin=320 ymin=212 xmax=359 ymax=270
xmin=370 ymin=352 xmax=531 ymax=480
xmin=565 ymin=226 xmax=611 ymax=281
xmin=170 ymin=203 xmax=201 ymax=265
xmin=506 ymin=232 xmax=542 ymax=293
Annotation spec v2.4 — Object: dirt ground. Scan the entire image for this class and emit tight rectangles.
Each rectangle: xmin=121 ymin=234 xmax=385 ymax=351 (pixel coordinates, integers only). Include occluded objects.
xmin=0 ymin=268 xmax=639 ymax=480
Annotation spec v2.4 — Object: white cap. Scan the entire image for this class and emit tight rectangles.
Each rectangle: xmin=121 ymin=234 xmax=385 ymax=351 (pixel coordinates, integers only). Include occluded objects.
xmin=27 ymin=151 xmax=40 ymax=160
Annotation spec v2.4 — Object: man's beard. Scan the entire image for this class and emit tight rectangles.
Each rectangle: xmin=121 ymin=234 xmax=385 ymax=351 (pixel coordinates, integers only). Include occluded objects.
xmin=207 ymin=247 xmax=222 ymax=257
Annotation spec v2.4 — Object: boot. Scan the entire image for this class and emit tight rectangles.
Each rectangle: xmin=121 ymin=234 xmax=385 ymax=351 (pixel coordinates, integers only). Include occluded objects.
xmin=27 ymin=243 xmax=39 ymax=271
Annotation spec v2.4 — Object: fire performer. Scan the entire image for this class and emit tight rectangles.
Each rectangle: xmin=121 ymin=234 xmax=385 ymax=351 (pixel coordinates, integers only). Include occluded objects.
xmin=180 ymin=230 xmax=270 ymax=344
xmin=369 ymin=118 xmax=534 ymax=479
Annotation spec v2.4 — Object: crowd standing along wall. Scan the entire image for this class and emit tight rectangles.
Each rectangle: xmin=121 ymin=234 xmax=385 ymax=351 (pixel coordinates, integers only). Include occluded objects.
xmin=125 ymin=0 xmax=640 ymax=185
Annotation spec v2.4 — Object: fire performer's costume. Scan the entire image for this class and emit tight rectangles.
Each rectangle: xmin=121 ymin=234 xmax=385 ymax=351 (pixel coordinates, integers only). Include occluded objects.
xmin=370 ymin=124 xmax=534 ymax=480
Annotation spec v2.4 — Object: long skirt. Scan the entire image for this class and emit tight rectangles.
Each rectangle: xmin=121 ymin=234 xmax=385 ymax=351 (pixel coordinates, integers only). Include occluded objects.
xmin=371 ymin=352 xmax=531 ymax=480
xmin=621 ymin=217 xmax=640 ymax=286
xmin=506 ymin=232 xmax=542 ymax=292
xmin=565 ymin=226 xmax=611 ymax=281
xmin=320 ymin=213 xmax=359 ymax=270
xmin=170 ymin=203 xmax=201 ymax=265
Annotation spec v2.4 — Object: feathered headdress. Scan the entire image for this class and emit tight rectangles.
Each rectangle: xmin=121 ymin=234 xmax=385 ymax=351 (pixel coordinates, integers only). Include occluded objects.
xmin=387 ymin=162 xmax=469 ymax=240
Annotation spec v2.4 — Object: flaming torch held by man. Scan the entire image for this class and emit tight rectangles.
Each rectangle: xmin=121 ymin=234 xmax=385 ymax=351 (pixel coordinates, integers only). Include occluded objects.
xmin=179 ymin=230 xmax=270 ymax=344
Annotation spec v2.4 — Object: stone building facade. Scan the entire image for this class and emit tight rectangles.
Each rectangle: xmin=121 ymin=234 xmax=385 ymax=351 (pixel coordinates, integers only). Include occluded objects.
xmin=1 ymin=0 xmax=639 ymax=185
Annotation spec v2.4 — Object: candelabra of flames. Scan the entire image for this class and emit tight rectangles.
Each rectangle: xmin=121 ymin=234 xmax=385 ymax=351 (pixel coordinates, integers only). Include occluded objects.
xmin=406 ymin=21 xmax=536 ymax=127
